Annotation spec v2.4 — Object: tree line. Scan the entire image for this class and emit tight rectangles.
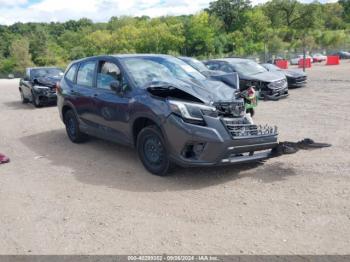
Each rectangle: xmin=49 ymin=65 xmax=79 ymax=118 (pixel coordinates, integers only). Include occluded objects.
xmin=1 ymin=0 xmax=350 ymax=75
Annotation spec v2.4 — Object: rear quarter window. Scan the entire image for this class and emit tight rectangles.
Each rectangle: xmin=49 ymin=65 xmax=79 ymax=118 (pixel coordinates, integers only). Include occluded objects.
xmin=77 ymin=61 xmax=96 ymax=87
xmin=65 ymin=64 xmax=78 ymax=82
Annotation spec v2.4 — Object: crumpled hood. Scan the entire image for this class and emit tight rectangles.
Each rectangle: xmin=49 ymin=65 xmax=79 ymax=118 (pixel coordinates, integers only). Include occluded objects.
xmin=202 ymin=70 xmax=240 ymax=90
xmin=147 ymin=77 xmax=237 ymax=104
xmin=34 ymin=75 xmax=62 ymax=88
xmin=242 ymin=71 xmax=285 ymax=83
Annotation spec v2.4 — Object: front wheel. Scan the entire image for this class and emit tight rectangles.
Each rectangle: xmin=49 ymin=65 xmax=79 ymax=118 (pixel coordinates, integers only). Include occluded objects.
xmin=64 ymin=110 xmax=88 ymax=143
xmin=31 ymin=91 xmax=42 ymax=108
xmin=20 ymin=89 xmax=29 ymax=104
xmin=137 ymin=126 xmax=171 ymax=176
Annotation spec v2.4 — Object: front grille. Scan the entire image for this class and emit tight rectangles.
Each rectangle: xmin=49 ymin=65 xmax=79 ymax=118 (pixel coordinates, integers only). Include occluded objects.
xmin=295 ymin=76 xmax=307 ymax=83
xmin=223 ymin=118 xmax=278 ymax=138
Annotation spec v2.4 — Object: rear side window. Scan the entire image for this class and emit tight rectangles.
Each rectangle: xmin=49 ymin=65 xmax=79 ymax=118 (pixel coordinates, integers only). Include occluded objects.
xmin=65 ymin=64 xmax=78 ymax=82
xmin=77 ymin=61 xmax=96 ymax=87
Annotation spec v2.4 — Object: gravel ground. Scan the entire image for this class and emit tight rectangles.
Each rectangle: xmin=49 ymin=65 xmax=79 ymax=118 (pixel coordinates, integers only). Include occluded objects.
xmin=0 ymin=62 xmax=350 ymax=255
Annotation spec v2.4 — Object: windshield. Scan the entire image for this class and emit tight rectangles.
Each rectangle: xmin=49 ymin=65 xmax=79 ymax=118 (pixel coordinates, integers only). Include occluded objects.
xmin=182 ymin=58 xmax=209 ymax=73
xmin=233 ymin=61 xmax=267 ymax=75
xmin=122 ymin=56 xmax=206 ymax=87
xmin=31 ymin=68 xmax=64 ymax=78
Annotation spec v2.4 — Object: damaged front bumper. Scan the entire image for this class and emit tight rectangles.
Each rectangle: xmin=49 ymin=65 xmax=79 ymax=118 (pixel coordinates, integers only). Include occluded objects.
xmin=260 ymin=87 xmax=289 ymax=101
xmin=33 ymin=85 xmax=57 ymax=104
xmin=163 ymin=114 xmax=278 ymax=167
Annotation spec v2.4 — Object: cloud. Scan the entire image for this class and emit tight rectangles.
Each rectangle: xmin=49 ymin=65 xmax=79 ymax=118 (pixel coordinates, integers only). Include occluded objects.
xmin=0 ymin=0 xmax=339 ymax=25
xmin=0 ymin=0 xmax=28 ymax=6
xmin=0 ymin=0 xmax=212 ymax=24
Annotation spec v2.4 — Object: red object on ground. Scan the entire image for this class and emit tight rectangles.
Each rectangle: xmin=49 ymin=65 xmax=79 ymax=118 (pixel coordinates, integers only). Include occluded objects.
xmin=275 ymin=60 xmax=288 ymax=69
xmin=0 ymin=153 xmax=10 ymax=164
xmin=298 ymin=58 xmax=312 ymax=68
xmin=327 ymin=56 xmax=340 ymax=65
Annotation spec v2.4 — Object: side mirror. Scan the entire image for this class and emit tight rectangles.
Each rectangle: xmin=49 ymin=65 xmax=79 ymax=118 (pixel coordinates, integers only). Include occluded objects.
xmin=110 ymin=81 xmax=122 ymax=93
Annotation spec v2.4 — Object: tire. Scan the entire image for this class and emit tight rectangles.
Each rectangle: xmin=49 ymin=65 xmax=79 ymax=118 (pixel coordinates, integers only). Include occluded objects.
xmin=63 ymin=110 xmax=88 ymax=143
xmin=20 ymin=89 xmax=29 ymax=104
xmin=137 ymin=126 xmax=170 ymax=176
xmin=31 ymin=91 xmax=42 ymax=108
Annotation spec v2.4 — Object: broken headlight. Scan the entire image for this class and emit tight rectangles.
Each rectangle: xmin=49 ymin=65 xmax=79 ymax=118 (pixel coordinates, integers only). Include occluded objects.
xmin=168 ymin=100 xmax=218 ymax=125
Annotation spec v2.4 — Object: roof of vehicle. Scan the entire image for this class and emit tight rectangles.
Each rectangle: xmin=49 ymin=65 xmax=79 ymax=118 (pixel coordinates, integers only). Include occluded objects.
xmin=178 ymin=56 xmax=196 ymax=61
xmin=70 ymin=54 xmax=177 ymax=64
xmin=207 ymin=58 xmax=254 ymax=64
xmin=27 ymin=66 xmax=62 ymax=70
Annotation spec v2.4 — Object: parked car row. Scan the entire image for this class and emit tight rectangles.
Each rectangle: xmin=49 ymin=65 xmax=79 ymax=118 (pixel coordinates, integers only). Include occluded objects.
xmin=277 ymin=51 xmax=350 ymax=66
xmin=18 ymin=54 xmax=309 ymax=176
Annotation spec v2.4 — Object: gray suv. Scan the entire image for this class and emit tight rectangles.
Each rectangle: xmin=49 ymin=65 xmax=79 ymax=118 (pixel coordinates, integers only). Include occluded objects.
xmin=57 ymin=54 xmax=278 ymax=176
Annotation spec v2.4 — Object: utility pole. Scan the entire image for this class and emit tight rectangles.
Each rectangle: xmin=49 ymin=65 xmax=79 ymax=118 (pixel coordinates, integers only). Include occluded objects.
xmin=302 ymin=32 xmax=306 ymax=73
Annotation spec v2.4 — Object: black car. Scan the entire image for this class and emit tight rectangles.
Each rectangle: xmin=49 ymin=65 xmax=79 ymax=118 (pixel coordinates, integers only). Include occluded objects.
xmin=179 ymin=56 xmax=258 ymax=116
xmin=205 ymin=58 xmax=288 ymax=100
xmin=331 ymin=51 xmax=350 ymax=59
xmin=178 ymin=56 xmax=240 ymax=89
xmin=57 ymin=54 xmax=278 ymax=176
xmin=261 ymin=63 xmax=307 ymax=88
xmin=19 ymin=67 xmax=63 ymax=107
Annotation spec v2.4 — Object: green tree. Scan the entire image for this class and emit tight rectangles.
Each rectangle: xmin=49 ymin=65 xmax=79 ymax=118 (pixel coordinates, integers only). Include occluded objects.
xmin=208 ymin=0 xmax=252 ymax=32
xmin=339 ymin=0 xmax=350 ymax=23
xmin=185 ymin=12 xmax=216 ymax=56
xmin=9 ymin=38 xmax=33 ymax=73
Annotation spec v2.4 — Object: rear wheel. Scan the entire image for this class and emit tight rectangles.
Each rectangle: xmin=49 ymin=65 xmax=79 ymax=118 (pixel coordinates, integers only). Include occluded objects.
xmin=20 ymin=89 xmax=29 ymax=104
xmin=137 ymin=126 xmax=170 ymax=176
xmin=64 ymin=110 xmax=88 ymax=143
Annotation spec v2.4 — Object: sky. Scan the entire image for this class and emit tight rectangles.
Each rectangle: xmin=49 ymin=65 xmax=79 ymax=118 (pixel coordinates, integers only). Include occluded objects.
xmin=0 ymin=0 xmax=338 ymax=25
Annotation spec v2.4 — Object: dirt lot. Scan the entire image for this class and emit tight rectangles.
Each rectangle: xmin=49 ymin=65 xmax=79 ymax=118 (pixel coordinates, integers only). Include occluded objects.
xmin=0 ymin=62 xmax=350 ymax=255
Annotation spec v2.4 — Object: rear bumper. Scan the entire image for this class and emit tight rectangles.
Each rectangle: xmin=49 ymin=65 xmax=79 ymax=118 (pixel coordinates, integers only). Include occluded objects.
xmin=162 ymin=114 xmax=278 ymax=167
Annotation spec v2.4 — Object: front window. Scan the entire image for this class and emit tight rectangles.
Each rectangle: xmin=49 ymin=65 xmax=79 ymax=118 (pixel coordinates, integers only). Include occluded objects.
xmin=232 ymin=61 xmax=267 ymax=75
xmin=97 ymin=61 xmax=121 ymax=90
xmin=31 ymin=68 xmax=64 ymax=79
xmin=122 ymin=56 xmax=206 ymax=87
